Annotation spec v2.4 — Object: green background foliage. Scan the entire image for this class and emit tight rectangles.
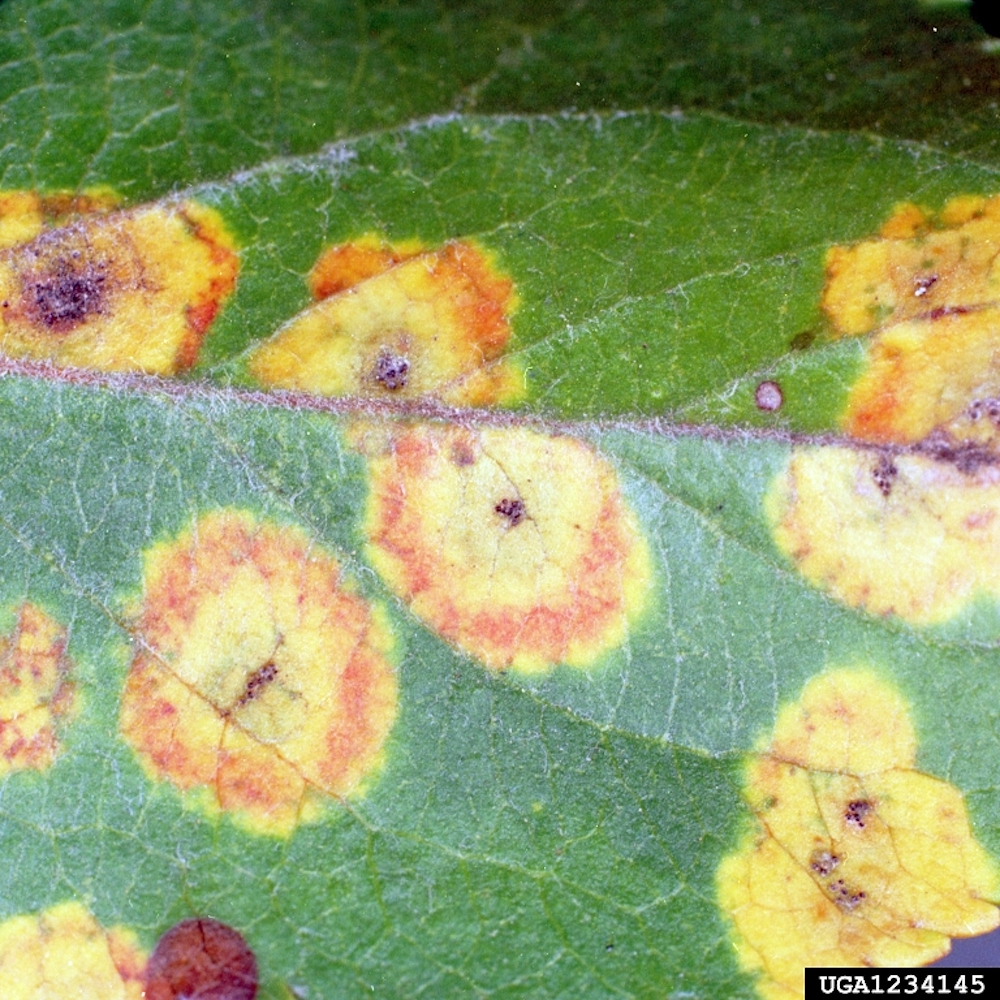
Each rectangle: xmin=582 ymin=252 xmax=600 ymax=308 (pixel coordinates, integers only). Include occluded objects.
xmin=1 ymin=0 xmax=1000 ymax=995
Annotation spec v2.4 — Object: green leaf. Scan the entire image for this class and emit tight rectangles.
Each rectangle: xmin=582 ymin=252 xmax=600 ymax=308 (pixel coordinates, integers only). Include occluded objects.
xmin=3 ymin=1 xmax=1000 ymax=997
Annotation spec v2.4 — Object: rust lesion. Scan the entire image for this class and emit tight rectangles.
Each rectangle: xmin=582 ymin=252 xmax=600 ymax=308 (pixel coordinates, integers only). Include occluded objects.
xmin=372 ymin=347 xmax=411 ymax=391
xmin=234 ymin=660 xmax=279 ymax=709
xmin=119 ymin=510 xmax=398 ymax=836
xmin=494 ymin=496 xmax=527 ymax=527
xmin=0 ymin=902 xmax=147 ymax=999
xmin=823 ymin=196 xmax=1000 ymax=448
xmin=362 ymin=424 xmax=652 ymax=673
xmin=248 ymin=235 xmax=523 ymax=406
xmin=0 ymin=193 xmax=238 ymax=374
xmin=717 ymin=670 xmax=1000 ymax=1000
xmin=0 ymin=602 xmax=77 ymax=775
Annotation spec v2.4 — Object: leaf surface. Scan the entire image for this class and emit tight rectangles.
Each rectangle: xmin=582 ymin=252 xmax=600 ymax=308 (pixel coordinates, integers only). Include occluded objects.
xmin=3 ymin=1 xmax=1000 ymax=997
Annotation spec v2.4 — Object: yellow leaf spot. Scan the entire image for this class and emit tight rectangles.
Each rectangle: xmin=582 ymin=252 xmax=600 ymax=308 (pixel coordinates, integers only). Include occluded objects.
xmin=119 ymin=510 xmax=398 ymax=836
xmin=0 ymin=901 xmax=147 ymax=1000
xmin=767 ymin=446 xmax=1000 ymax=625
xmin=249 ymin=236 xmax=523 ymax=406
xmin=823 ymin=196 xmax=1000 ymax=444
xmin=0 ymin=603 xmax=76 ymax=775
xmin=0 ymin=198 xmax=238 ymax=374
xmin=362 ymin=424 xmax=652 ymax=673
xmin=717 ymin=670 xmax=1000 ymax=999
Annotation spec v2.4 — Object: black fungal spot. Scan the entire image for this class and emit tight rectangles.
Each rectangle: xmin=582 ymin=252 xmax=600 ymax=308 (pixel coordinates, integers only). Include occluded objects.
xmin=754 ymin=380 xmax=783 ymax=413
xmin=810 ymin=850 xmax=840 ymax=877
xmin=495 ymin=497 xmax=527 ymax=526
xmin=144 ymin=917 xmax=257 ymax=1000
xmin=828 ymin=878 xmax=866 ymax=912
xmin=844 ymin=799 xmax=872 ymax=830
xmin=872 ymin=454 xmax=898 ymax=497
xmin=373 ymin=349 xmax=410 ymax=391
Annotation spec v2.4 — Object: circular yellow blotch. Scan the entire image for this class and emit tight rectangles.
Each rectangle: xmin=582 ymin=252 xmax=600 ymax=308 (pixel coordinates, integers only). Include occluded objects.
xmin=0 ymin=603 xmax=76 ymax=776
xmin=0 ymin=199 xmax=238 ymax=374
xmin=363 ymin=425 xmax=652 ymax=673
xmin=0 ymin=901 xmax=147 ymax=1000
xmin=249 ymin=237 xmax=523 ymax=406
xmin=120 ymin=510 xmax=398 ymax=836
xmin=766 ymin=446 xmax=1000 ymax=624
xmin=717 ymin=669 xmax=1000 ymax=999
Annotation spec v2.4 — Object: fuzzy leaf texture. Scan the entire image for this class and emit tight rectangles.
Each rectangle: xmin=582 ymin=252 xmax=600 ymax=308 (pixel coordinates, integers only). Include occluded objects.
xmin=1 ymin=1 xmax=1000 ymax=998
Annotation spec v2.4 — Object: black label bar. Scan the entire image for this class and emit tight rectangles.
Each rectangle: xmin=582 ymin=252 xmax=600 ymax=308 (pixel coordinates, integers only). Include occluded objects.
xmin=805 ymin=969 xmax=997 ymax=997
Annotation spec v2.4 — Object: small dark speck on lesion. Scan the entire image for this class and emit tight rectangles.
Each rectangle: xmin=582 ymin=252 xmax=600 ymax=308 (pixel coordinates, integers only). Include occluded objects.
xmin=236 ymin=660 xmax=279 ymax=709
xmin=872 ymin=454 xmax=898 ymax=497
xmin=810 ymin=850 xmax=840 ymax=877
xmin=373 ymin=348 xmax=410 ymax=391
xmin=495 ymin=497 xmax=526 ymax=526
xmin=844 ymin=798 xmax=872 ymax=830
xmin=828 ymin=878 xmax=866 ymax=911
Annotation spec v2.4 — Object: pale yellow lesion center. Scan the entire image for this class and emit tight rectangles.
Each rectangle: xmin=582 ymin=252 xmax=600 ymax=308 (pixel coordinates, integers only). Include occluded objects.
xmin=717 ymin=670 xmax=1000 ymax=1000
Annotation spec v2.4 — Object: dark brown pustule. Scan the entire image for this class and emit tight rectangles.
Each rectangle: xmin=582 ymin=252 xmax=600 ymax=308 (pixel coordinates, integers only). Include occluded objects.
xmin=22 ymin=254 xmax=108 ymax=333
xmin=14 ymin=225 xmax=117 ymax=334
xmin=495 ymin=497 xmax=526 ymax=526
xmin=828 ymin=878 xmax=866 ymax=912
xmin=373 ymin=349 xmax=410 ymax=391
xmin=872 ymin=454 xmax=898 ymax=497
xmin=143 ymin=917 xmax=258 ymax=1000
xmin=236 ymin=661 xmax=278 ymax=708
xmin=844 ymin=799 xmax=872 ymax=830
xmin=810 ymin=850 xmax=840 ymax=877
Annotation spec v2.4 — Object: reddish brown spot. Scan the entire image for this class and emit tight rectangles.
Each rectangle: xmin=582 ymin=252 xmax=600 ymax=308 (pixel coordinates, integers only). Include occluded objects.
xmin=144 ymin=918 xmax=257 ymax=1000
xmin=495 ymin=497 xmax=527 ymax=526
xmin=754 ymin=380 xmax=783 ymax=413
xmin=845 ymin=799 xmax=873 ymax=830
